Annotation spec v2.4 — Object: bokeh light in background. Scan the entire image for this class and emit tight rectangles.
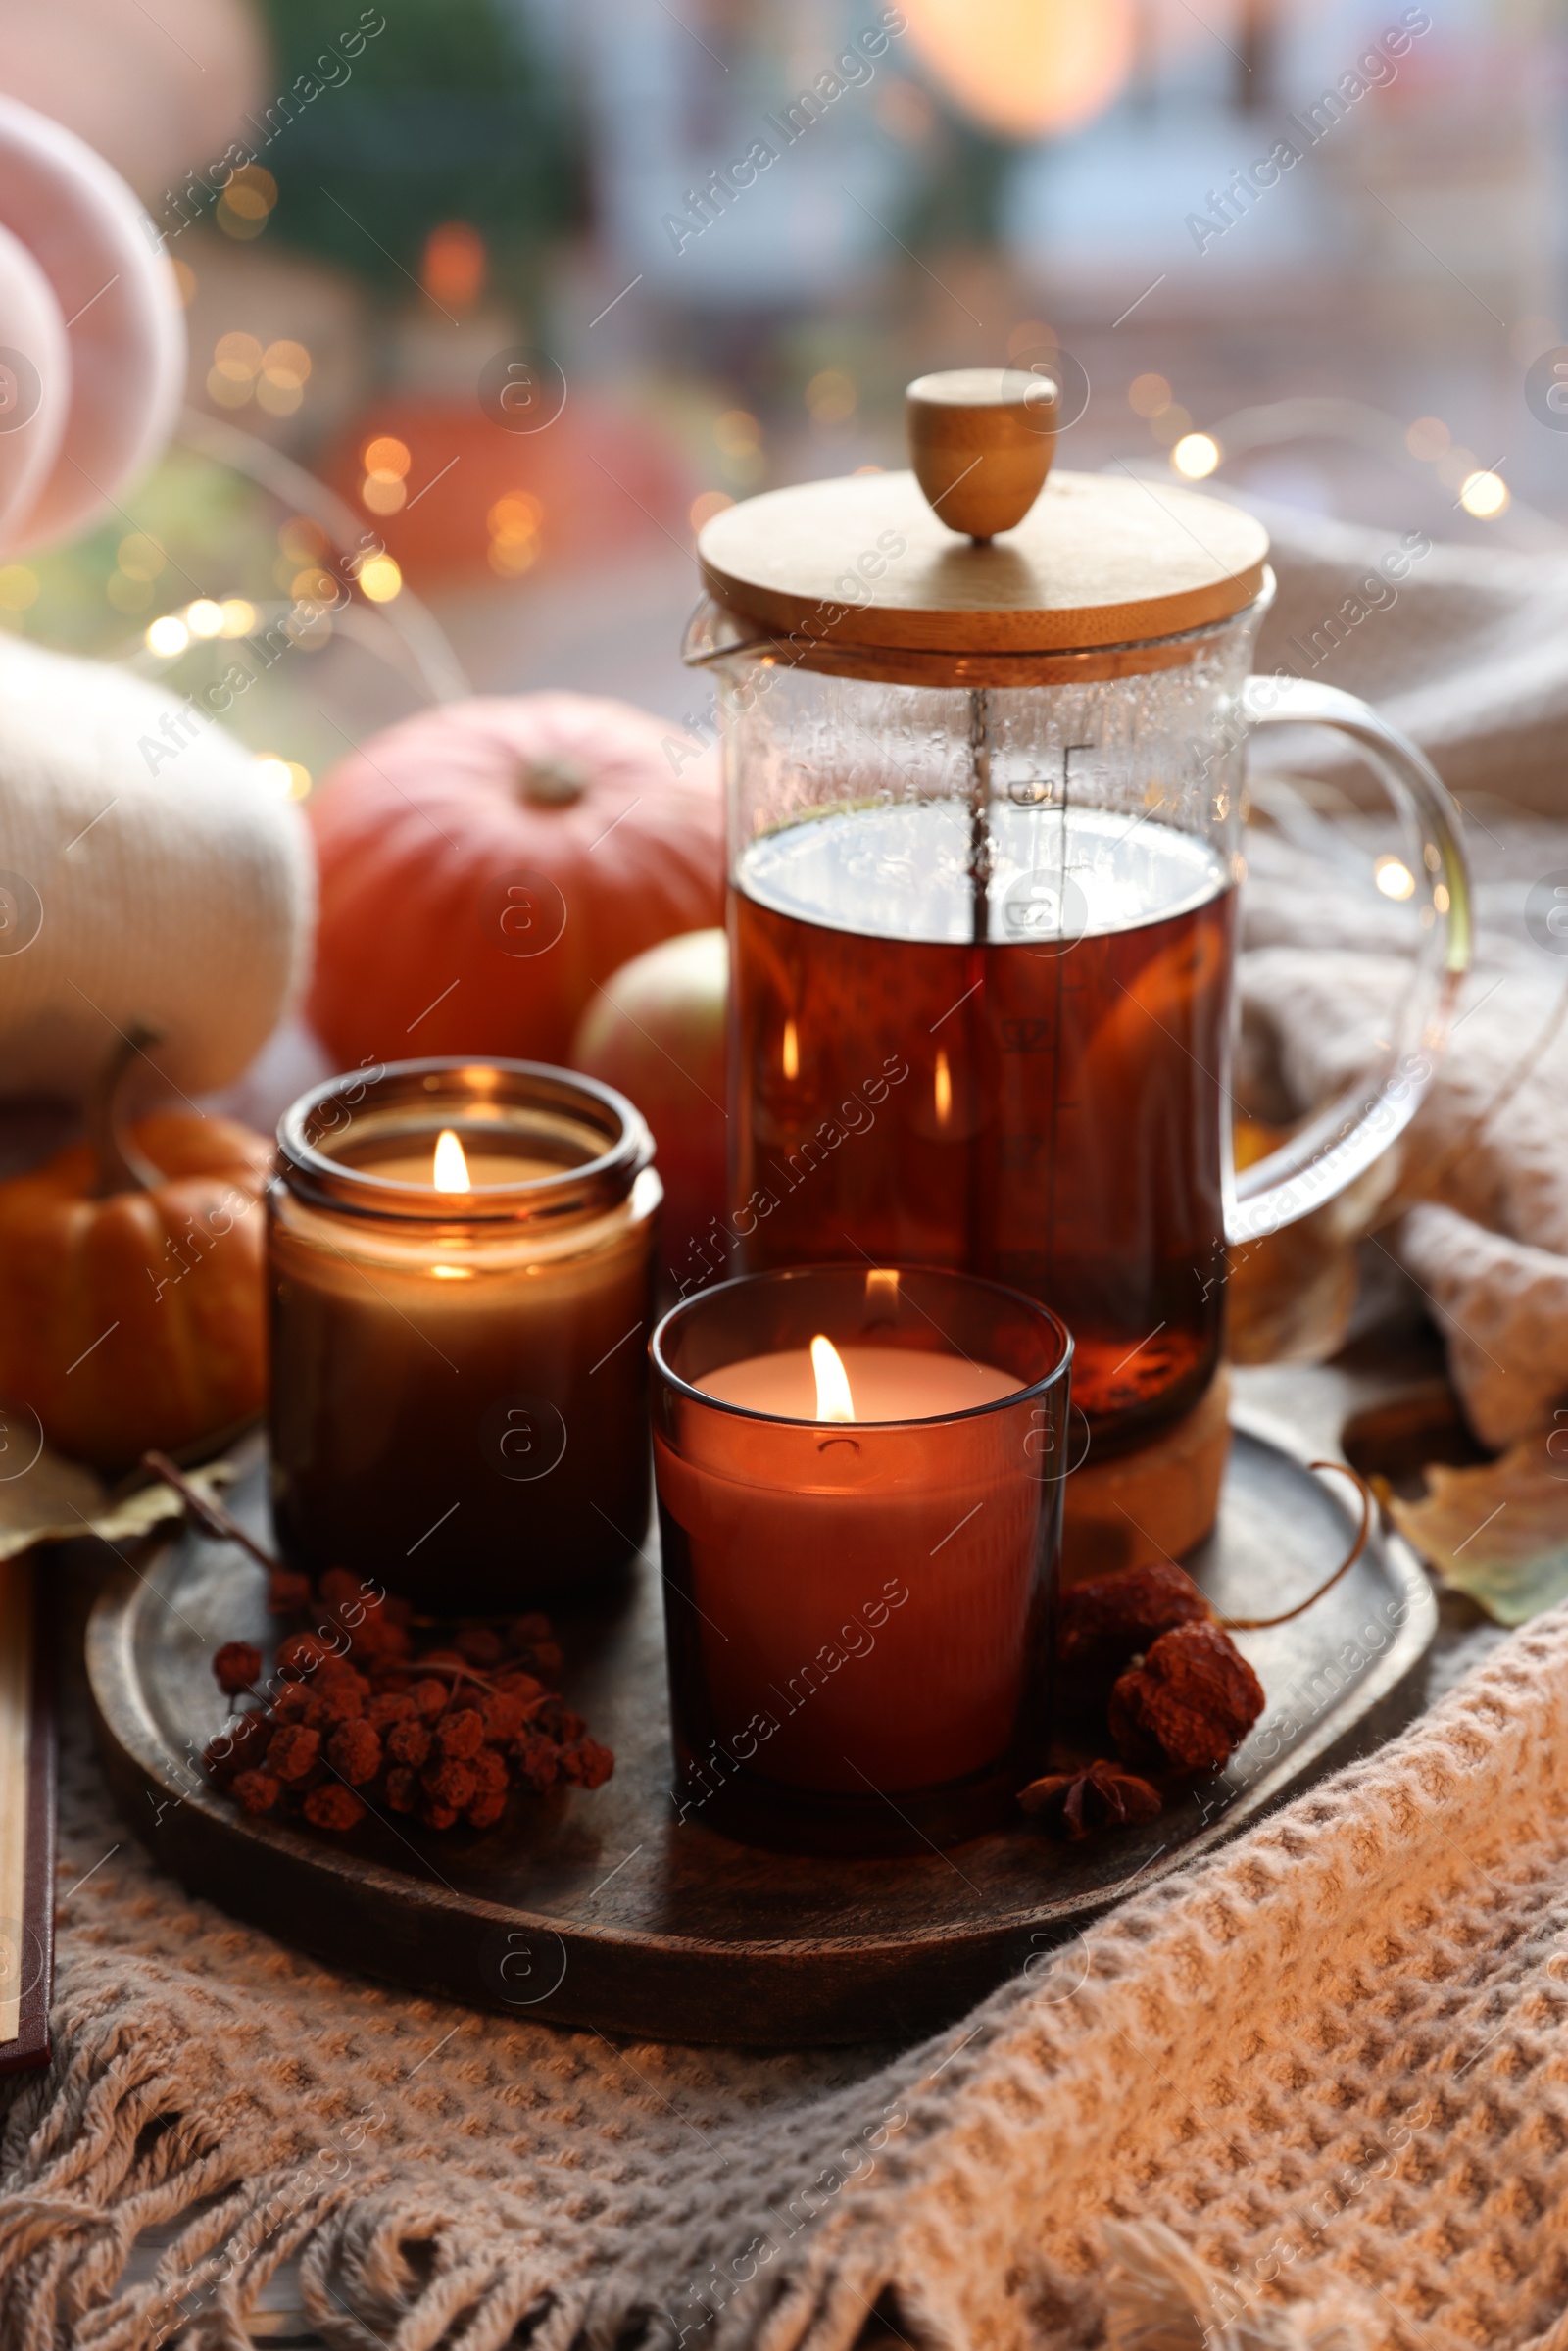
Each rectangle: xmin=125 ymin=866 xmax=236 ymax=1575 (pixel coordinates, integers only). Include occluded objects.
xmin=0 ymin=0 xmax=1561 ymax=755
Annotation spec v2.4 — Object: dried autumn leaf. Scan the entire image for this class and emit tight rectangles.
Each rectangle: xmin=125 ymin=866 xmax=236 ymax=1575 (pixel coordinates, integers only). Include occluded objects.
xmin=1386 ymin=1438 xmax=1568 ymax=1626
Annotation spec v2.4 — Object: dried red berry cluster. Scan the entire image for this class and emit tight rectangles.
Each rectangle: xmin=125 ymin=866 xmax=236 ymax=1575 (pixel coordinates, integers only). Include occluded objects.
xmin=203 ymin=1571 xmax=613 ymax=1837
xmin=1019 ymin=1562 xmax=1265 ymax=1841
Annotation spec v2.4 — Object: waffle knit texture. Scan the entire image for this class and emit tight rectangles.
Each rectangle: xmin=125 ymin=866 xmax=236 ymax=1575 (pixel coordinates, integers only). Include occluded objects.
xmin=1234 ymin=497 xmax=1568 ymax=1448
xmin=0 ymin=1597 xmax=1559 ymax=2351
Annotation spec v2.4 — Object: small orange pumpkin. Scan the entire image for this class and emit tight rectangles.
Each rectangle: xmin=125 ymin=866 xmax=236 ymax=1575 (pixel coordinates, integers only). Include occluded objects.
xmin=0 ymin=1060 xmax=272 ymax=1469
xmin=306 ymin=691 xmax=725 ymax=1069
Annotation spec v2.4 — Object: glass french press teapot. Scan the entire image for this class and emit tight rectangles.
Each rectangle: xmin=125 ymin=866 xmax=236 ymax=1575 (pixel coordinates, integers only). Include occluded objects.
xmin=684 ymin=370 xmax=1469 ymax=1456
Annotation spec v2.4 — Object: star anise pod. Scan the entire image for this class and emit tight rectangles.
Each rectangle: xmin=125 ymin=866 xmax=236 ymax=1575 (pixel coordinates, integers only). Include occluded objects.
xmin=1108 ymin=1620 xmax=1265 ymax=1774
xmin=1018 ymin=1758 xmax=1164 ymax=1841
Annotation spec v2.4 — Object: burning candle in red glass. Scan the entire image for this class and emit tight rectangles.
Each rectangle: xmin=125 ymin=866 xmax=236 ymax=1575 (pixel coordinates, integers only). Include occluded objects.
xmin=651 ymin=1264 xmax=1071 ymax=1853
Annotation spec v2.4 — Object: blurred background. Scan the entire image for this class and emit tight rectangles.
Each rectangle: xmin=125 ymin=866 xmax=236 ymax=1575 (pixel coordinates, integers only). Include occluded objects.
xmin=0 ymin=0 xmax=1561 ymax=789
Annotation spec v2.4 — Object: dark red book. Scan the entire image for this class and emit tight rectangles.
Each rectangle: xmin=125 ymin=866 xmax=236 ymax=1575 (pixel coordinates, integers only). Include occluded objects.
xmin=0 ymin=1559 xmax=53 ymax=2072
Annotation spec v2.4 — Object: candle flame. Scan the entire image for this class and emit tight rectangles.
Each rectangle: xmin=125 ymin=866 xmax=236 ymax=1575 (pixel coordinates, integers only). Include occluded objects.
xmin=934 ymin=1050 xmax=952 ymax=1126
xmin=432 ymin=1129 xmax=470 ymax=1192
xmin=782 ymin=1018 xmax=799 ymax=1081
xmin=810 ymin=1334 xmax=855 ymax=1423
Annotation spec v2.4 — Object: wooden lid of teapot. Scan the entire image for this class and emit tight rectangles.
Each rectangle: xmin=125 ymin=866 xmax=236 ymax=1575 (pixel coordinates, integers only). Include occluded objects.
xmin=696 ymin=369 xmax=1269 ymax=661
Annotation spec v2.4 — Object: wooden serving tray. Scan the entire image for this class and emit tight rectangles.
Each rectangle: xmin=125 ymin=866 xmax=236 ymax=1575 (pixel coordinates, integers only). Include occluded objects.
xmin=88 ymin=1403 xmax=1434 ymax=2046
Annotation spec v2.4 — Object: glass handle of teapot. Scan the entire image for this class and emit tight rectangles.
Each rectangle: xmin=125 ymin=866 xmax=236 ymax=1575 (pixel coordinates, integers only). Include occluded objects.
xmin=1226 ymin=674 xmax=1472 ymax=1249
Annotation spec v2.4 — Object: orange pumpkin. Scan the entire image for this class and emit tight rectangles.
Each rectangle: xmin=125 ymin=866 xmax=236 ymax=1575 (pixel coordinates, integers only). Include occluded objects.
xmin=306 ymin=692 xmax=725 ymax=1069
xmin=0 ymin=1108 xmax=272 ymax=1470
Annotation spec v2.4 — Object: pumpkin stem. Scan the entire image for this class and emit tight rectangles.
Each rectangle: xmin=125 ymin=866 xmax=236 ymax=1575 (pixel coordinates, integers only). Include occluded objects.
xmin=88 ymin=1023 xmax=166 ymax=1198
xmin=516 ymin=755 xmax=588 ymax=808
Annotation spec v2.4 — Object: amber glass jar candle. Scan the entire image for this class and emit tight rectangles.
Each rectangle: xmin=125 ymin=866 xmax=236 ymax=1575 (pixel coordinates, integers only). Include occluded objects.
xmin=270 ymin=1059 xmax=660 ymax=1609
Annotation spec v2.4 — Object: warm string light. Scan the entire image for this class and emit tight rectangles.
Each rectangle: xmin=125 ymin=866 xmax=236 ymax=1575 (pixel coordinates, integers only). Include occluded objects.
xmin=810 ymin=1335 xmax=855 ymax=1422
xmin=432 ymin=1130 xmax=471 ymax=1192
xmin=1374 ymin=856 xmax=1416 ymax=901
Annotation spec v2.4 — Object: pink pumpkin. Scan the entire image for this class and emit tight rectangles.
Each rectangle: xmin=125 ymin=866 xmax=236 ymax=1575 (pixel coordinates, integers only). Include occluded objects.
xmin=307 ymin=693 xmax=726 ymax=1069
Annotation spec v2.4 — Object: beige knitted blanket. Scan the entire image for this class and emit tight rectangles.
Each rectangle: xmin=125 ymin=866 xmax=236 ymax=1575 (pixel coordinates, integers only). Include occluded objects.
xmin=0 ymin=1588 xmax=1563 ymax=2351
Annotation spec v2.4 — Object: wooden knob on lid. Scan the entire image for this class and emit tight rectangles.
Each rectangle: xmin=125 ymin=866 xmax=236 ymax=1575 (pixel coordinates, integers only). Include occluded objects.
xmin=906 ymin=367 xmax=1057 ymax=543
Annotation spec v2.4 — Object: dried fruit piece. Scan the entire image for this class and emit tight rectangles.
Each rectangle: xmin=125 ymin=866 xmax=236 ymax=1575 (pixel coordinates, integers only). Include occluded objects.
xmin=303 ymin=1682 xmax=366 ymax=1733
xmin=386 ymin=1718 xmax=431 ymax=1769
xmin=511 ymin=1731 xmax=562 ymax=1793
xmin=303 ymin=1784 xmax=367 ymax=1832
xmin=455 ymin=1625 xmax=503 ymax=1667
xmin=230 ymin=1769 xmax=281 ymax=1816
xmin=480 ymin=1690 xmax=530 ymax=1742
xmin=1019 ymin=1759 xmax=1163 ymax=1840
xmin=199 ymin=1582 xmax=613 ymax=1844
xmin=559 ymin=1737 xmax=614 ymax=1790
xmin=325 ymin=1721 xmax=382 ymax=1786
xmin=495 ymin=1669 xmax=544 ymax=1702
xmin=409 ymin=1677 xmax=452 ymax=1722
xmin=1109 ymin=1621 xmax=1265 ymax=1774
xmin=276 ymin=1632 xmax=329 ymax=1681
xmin=422 ymin=1758 xmax=478 ymax=1812
xmin=434 ymin=1707 xmax=484 ymax=1763
xmin=267 ymin=1724 xmax=322 ymax=1785
xmin=314 ymin=1658 xmax=368 ymax=1696
xmin=1056 ymin=1563 xmax=1214 ymax=1709
xmin=213 ymin=1641 xmax=262 ymax=1696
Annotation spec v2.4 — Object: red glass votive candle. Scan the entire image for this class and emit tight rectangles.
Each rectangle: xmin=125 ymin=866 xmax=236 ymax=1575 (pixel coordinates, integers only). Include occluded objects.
xmin=651 ymin=1264 xmax=1071 ymax=1854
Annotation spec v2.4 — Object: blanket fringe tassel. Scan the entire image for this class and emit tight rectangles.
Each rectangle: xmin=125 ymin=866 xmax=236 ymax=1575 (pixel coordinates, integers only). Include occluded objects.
xmin=1102 ymin=2221 xmax=1368 ymax=2351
